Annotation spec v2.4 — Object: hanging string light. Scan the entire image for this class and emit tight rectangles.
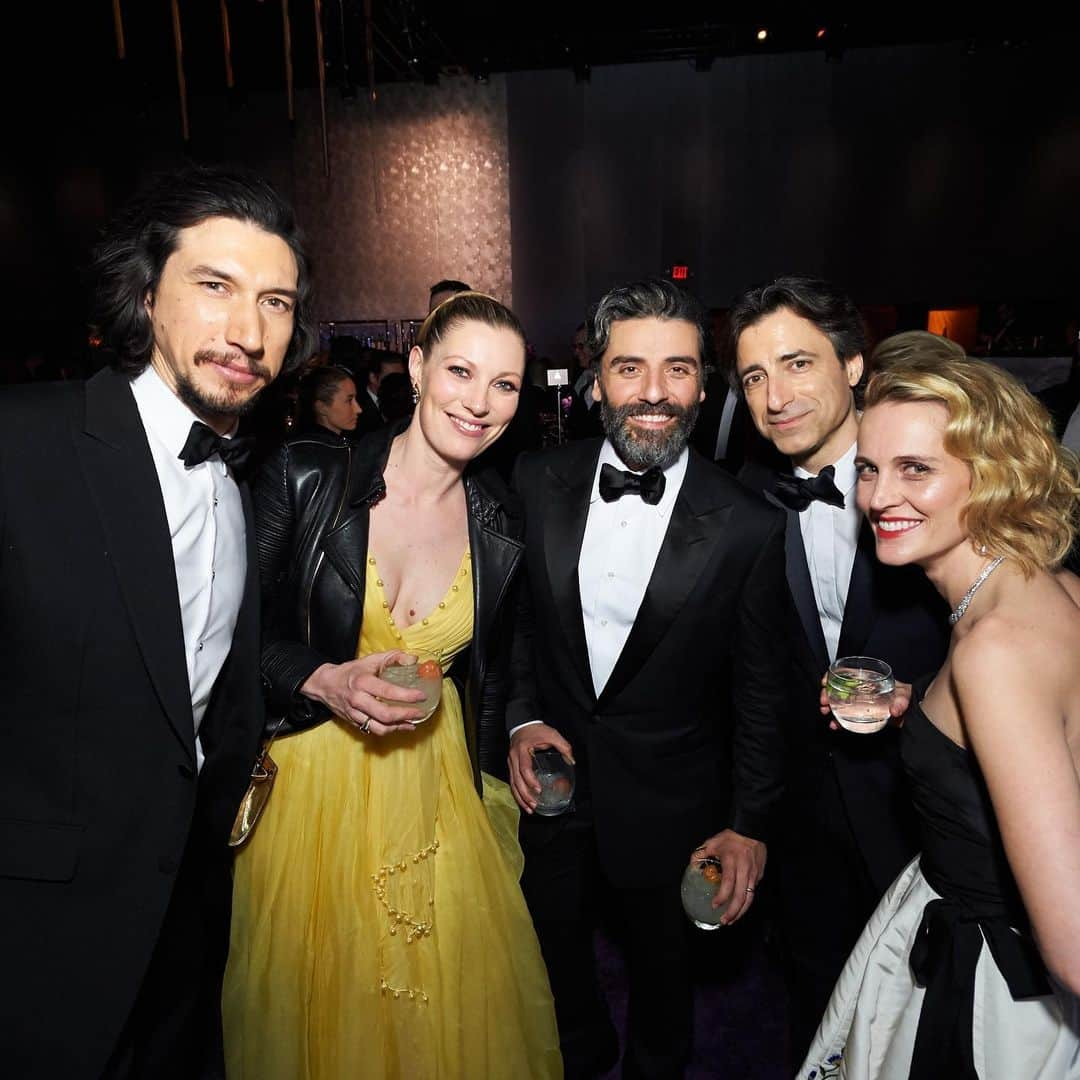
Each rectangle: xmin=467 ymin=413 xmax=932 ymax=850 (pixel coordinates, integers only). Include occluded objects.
xmin=170 ymin=0 xmax=190 ymax=141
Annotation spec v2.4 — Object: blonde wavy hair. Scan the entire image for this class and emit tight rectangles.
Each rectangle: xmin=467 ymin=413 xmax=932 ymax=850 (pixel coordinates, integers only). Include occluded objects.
xmin=864 ymin=332 xmax=1080 ymax=575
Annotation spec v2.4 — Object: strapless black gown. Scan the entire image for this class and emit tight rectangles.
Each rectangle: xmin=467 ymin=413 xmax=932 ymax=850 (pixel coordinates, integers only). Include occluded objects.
xmin=799 ymin=682 xmax=1080 ymax=1079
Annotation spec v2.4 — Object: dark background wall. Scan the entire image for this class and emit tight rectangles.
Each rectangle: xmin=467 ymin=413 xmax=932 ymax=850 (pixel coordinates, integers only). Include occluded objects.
xmin=4 ymin=77 xmax=295 ymax=377
xmin=507 ymin=41 xmax=1080 ymax=360
xmin=3 ymin=28 xmax=1078 ymax=373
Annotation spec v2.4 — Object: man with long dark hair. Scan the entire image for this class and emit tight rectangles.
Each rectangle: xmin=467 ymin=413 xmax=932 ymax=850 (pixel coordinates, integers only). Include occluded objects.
xmin=0 ymin=164 xmax=316 ymax=1078
xmin=507 ymin=278 xmax=792 ymax=1078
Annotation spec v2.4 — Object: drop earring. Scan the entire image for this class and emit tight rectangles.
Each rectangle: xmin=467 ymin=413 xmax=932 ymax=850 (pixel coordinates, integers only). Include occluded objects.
xmin=411 ymin=382 xmax=420 ymax=405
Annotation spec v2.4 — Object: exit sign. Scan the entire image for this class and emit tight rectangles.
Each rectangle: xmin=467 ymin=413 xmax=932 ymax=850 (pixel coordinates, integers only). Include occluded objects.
xmin=671 ymin=265 xmax=689 ymax=280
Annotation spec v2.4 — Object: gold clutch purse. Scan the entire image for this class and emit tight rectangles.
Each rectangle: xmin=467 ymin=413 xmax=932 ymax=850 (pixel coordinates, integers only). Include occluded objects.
xmin=228 ymin=744 xmax=279 ymax=848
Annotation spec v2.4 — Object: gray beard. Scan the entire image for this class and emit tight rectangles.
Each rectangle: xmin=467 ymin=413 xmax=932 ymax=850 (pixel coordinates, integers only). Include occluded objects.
xmin=599 ymin=396 xmax=700 ymax=472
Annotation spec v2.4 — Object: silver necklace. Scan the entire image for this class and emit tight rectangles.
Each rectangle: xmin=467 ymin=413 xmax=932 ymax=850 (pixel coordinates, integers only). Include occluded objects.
xmin=948 ymin=556 xmax=1005 ymax=626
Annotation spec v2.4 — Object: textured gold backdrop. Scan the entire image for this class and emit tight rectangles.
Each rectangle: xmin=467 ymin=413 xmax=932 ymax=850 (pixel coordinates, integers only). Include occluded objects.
xmin=292 ymin=77 xmax=513 ymax=327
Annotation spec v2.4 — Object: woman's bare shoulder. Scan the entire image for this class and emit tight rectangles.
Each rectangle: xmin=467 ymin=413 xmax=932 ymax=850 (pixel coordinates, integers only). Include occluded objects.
xmin=952 ymin=583 xmax=1080 ymax=708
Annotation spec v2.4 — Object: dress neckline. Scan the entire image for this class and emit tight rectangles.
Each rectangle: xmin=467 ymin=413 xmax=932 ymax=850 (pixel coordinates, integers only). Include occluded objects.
xmin=912 ymin=692 xmax=970 ymax=757
xmin=367 ymin=547 xmax=471 ymax=632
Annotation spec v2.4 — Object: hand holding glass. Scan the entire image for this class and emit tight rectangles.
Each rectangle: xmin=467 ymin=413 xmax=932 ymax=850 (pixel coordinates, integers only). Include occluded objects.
xmin=681 ymin=856 xmax=729 ymax=930
xmin=377 ymin=654 xmax=442 ymax=723
xmin=826 ymin=656 xmax=895 ymax=734
xmin=530 ymin=748 xmax=575 ymax=816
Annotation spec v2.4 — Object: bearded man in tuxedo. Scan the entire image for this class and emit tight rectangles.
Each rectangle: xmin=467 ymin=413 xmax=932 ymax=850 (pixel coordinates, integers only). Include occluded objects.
xmin=506 ymin=278 xmax=793 ymax=1079
xmin=0 ymin=165 xmax=318 ymax=1078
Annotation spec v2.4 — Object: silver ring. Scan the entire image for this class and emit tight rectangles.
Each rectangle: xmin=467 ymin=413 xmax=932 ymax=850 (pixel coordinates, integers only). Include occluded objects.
xmin=358 ymin=715 xmax=371 ymax=734
xmin=746 ymin=885 xmax=755 ymax=894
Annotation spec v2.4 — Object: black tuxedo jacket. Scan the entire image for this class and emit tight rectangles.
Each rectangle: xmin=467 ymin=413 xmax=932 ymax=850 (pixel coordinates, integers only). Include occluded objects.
xmin=508 ymin=439 xmax=793 ymax=888
xmin=739 ymin=459 xmax=950 ymax=893
xmin=0 ymin=369 xmax=264 ymax=1077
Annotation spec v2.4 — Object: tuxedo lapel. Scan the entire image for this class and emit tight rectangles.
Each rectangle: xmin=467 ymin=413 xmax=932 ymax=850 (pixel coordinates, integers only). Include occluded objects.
xmin=598 ymin=454 xmax=732 ymax=707
xmin=77 ymin=369 xmax=195 ymax=762
xmin=837 ymin=520 xmax=876 ymax=659
xmin=762 ymin=487 xmax=829 ymax=676
xmin=543 ymin=442 xmax=599 ymax=698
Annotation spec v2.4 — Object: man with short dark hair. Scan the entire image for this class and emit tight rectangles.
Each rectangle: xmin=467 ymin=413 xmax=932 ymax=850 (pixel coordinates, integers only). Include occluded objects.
xmin=353 ymin=348 xmax=408 ymax=436
xmin=728 ymin=276 xmax=949 ymax=1065
xmin=508 ymin=278 xmax=792 ymax=1078
xmin=428 ymin=277 xmax=472 ymax=312
xmin=0 ymin=164 xmax=315 ymax=1078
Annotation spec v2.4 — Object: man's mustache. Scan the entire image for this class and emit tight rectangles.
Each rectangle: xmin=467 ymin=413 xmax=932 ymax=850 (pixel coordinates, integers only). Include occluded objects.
xmin=193 ymin=349 xmax=271 ymax=380
xmin=617 ymin=401 xmax=686 ymax=418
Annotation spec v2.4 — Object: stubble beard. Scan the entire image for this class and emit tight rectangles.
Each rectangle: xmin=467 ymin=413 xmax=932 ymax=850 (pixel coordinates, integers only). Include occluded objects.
xmin=175 ymin=349 xmax=274 ymax=422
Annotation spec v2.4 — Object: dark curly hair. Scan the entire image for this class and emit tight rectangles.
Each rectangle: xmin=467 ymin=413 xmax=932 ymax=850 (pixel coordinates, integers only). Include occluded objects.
xmin=586 ymin=278 xmax=715 ymax=383
xmin=724 ymin=276 xmax=866 ymax=391
xmin=90 ymin=163 xmax=316 ymax=375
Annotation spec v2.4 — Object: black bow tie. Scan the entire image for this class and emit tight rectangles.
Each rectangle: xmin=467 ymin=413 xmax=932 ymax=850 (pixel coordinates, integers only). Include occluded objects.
xmin=771 ymin=465 xmax=846 ymax=512
xmin=178 ymin=420 xmax=254 ymax=476
xmin=598 ymin=462 xmax=666 ymax=506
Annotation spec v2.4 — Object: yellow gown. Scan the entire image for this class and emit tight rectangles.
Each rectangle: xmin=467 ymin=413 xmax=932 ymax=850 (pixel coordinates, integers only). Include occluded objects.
xmin=224 ymin=549 xmax=562 ymax=1079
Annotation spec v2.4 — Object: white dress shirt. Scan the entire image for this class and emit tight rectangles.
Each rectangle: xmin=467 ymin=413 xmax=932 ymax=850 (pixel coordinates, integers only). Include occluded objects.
xmin=130 ymin=365 xmax=247 ymax=770
xmin=579 ymin=442 xmax=689 ymax=697
xmin=509 ymin=442 xmax=689 ymax=736
xmin=794 ymin=441 xmax=860 ymax=663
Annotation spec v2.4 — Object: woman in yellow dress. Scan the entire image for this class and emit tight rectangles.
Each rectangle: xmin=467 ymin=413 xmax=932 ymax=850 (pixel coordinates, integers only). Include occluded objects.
xmin=224 ymin=293 xmax=562 ymax=1079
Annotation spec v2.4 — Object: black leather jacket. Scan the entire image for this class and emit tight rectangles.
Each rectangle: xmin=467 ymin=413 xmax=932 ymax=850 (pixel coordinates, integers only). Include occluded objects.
xmin=255 ymin=423 xmax=524 ymax=792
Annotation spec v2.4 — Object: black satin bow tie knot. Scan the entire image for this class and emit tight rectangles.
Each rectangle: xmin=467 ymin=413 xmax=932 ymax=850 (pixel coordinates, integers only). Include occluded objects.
xmin=598 ymin=462 xmax=666 ymax=506
xmin=770 ymin=465 xmax=846 ymax=512
xmin=178 ymin=420 xmax=255 ymax=475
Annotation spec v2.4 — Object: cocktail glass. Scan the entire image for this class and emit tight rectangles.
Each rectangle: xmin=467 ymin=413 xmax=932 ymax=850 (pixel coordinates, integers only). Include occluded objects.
xmin=531 ymin=749 xmax=575 ymax=816
xmin=681 ymin=857 xmax=729 ymax=930
xmin=826 ymin=656 xmax=895 ymax=734
xmin=378 ymin=653 xmax=443 ymax=723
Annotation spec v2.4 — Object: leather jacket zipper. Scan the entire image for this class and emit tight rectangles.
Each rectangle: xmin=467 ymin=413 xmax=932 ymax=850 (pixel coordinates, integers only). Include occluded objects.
xmin=305 ymin=445 xmax=354 ymax=645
